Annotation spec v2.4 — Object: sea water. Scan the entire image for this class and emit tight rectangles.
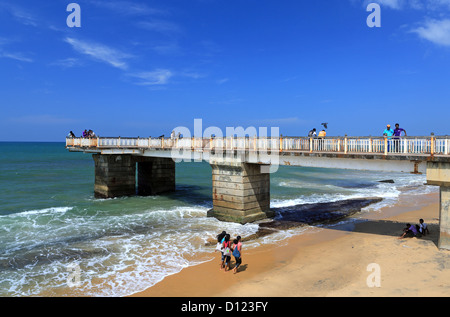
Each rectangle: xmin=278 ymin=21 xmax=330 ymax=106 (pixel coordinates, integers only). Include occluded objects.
xmin=0 ymin=142 xmax=437 ymax=296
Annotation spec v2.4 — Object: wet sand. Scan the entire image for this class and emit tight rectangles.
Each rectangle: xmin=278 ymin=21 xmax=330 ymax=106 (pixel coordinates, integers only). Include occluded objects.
xmin=131 ymin=191 xmax=450 ymax=297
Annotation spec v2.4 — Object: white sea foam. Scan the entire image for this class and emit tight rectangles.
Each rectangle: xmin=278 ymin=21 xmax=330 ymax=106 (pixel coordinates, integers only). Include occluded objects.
xmin=1 ymin=206 xmax=73 ymax=218
xmin=0 ymin=170 xmax=437 ymax=297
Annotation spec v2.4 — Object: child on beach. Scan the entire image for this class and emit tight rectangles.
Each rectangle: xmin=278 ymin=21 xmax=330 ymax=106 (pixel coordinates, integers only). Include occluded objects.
xmin=222 ymin=234 xmax=232 ymax=271
xmin=232 ymin=236 xmax=242 ymax=274
xmin=216 ymin=231 xmax=227 ymax=267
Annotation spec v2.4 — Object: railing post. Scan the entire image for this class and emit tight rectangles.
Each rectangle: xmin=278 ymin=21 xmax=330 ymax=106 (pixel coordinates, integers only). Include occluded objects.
xmin=309 ymin=138 xmax=313 ymax=153
xmin=280 ymin=135 xmax=283 ymax=152
xmin=118 ymin=136 xmax=121 ymax=148
xmin=403 ymin=138 xmax=408 ymax=154
xmin=384 ymin=137 xmax=388 ymax=155
xmin=369 ymin=138 xmax=372 ymax=153
xmin=445 ymin=138 xmax=449 ymax=155
xmin=344 ymin=135 xmax=348 ymax=154
xmin=431 ymin=133 xmax=435 ymax=155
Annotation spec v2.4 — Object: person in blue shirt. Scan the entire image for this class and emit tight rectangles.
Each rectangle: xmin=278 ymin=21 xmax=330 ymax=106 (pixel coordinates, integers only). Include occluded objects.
xmin=393 ymin=123 xmax=407 ymax=152
xmin=393 ymin=123 xmax=407 ymax=137
xmin=383 ymin=124 xmax=394 ymax=152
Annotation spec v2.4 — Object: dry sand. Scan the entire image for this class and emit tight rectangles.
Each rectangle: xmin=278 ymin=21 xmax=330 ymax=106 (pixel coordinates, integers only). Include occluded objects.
xmin=131 ymin=191 xmax=450 ymax=297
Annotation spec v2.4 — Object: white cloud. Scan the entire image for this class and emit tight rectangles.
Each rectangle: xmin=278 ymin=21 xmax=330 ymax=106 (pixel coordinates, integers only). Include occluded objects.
xmin=0 ymin=3 xmax=38 ymax=26
xmin=0 ymin=37 xmax=33 ymax=62
xmin=362 ymin=0 xmax=404 ymax=9
xmin=412 ymin=19 xmax=450 ymax=46
xmin=129 ymin=69 xmax=174 ymax=86
xmin=216 ymin=78 xmax=229 ymax=84
xmin=361 ymin=0 xmax=450 ymax=10
xmin=49 ymin=58 xmax=83 ymax=68
xmin=0 ymin=51 xmax=33 ymax=63
xmin=64 ymin=37 xmax=132 ymax=70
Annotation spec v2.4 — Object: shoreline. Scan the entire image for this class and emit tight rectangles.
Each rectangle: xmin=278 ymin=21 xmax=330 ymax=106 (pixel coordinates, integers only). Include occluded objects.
xmin=131 ymin=191 xmax=450 ymax=297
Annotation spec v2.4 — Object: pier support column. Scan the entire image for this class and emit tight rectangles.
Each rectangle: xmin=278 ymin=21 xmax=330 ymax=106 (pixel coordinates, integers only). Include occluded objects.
xmin=93 ymin=154 xmax=136 ymax=198
xmin=136 ymin=157 xmax=175 ymax=195
xmin=208 ymin=162 xmax=273 ymax=224
xmin=427 ymin=162 xmax=450 ymax=250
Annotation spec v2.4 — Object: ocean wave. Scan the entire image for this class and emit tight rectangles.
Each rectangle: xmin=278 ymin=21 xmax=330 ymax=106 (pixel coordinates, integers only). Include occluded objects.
xmin=1 ymin=207 xmax=73 ymax=218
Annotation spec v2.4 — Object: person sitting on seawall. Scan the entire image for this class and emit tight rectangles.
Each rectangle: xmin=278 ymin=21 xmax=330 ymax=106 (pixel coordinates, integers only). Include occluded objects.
xmin=419 ymin=219 xmax=429 ymax=236
xmin=399 ymin=223 xmax=421 ymax=239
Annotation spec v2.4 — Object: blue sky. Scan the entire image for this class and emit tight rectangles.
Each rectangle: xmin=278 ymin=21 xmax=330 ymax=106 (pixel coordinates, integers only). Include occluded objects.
xmin=1 ymin=0 xmax=449 ymax=141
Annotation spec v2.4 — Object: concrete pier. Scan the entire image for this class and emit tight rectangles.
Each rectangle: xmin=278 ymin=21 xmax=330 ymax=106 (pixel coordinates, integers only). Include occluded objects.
xmin=93 ymin=154 xmax=136 ymax=198
xmin=93 ymin=155 xmax=175 ymax=198
xmin=69 ymin=135 xmax=450 ymax=230
xmin=136 ymin=157 xmax=175 ymax=195
xmin=427 ymin=162 xmax=450 ymax=250
xmin=208 ymin=162 xmax=274 ymax=224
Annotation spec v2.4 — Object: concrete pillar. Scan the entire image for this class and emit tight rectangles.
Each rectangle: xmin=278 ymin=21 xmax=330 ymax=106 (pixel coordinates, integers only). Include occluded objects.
xmin=137 ymin=157 xmax=175 ymax=195
xmin=208 ymin=162 xmax=274 ymax=224
xmin=93 ymin=154 xmax=136 ymax=198
xmin=426 ymin=161 xmax=450 ymax=250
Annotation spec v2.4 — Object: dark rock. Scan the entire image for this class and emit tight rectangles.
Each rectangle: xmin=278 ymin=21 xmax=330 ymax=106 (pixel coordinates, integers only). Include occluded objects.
xmin=378 ymin=180 xmax=395 ymax=183
xmin=206 ymin=197 xmax=383 ymax=246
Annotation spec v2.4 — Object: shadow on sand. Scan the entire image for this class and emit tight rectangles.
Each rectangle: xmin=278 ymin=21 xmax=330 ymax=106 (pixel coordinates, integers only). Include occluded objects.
xmin=244 ymin=197 xmax=440 ymax=249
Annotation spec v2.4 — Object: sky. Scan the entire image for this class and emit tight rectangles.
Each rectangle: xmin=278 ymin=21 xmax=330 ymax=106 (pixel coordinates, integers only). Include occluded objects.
xmin=0 ymin=0 xmax=449 ymax=141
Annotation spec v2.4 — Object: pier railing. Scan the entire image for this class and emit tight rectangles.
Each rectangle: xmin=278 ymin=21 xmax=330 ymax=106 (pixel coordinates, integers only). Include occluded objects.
xmin=66 ymin=135 xmax=450 ymax=156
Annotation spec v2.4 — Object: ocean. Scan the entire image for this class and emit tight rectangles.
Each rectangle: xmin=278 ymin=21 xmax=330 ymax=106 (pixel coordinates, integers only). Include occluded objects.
xmin=0 ymin=142 xmax=437 ymax=296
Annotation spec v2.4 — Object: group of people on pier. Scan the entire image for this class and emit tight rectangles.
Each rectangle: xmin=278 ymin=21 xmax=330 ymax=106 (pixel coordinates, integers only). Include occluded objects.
xmin=67 ymin=129 xmax=97 ymax=138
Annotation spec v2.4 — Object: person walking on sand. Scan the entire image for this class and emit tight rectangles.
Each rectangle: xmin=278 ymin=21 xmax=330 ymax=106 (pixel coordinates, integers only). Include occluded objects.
xmin=222 ymin=234 xmax=232 ymax=271
xmin=232 ymin=236 xmax=242 ymax=274
xmin=216 ymin=231 xmax=227 ymax=268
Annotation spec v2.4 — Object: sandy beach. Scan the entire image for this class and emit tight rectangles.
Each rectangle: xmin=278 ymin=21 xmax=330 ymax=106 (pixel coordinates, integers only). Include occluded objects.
xmin=131 ymin=191 xmax=450 ymax=297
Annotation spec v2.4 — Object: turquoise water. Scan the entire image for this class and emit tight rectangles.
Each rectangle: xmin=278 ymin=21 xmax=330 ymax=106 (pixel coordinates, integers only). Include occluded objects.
xmin=0 ymin=142 xmax=435 ymax=296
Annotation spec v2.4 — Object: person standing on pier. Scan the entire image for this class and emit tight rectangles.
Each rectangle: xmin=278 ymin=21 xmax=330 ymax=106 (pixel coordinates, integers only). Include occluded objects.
xmin=393 ymin=123 xmax=407 ymax=152
xmin=318 ymin=129 xmax=326 ymax=150
xmin=383 ymin=124 xmax=394 ymax=152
